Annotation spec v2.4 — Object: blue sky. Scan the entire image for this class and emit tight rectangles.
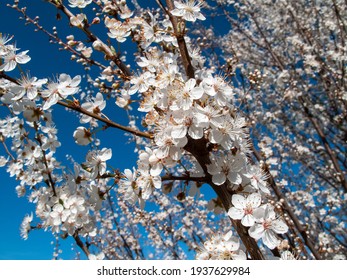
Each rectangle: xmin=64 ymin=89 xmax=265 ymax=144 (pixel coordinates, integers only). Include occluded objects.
xmin=0 ymin=0 xmax=84 ymax=260
xmin=0 ymin=0 xmax=140 ymax=259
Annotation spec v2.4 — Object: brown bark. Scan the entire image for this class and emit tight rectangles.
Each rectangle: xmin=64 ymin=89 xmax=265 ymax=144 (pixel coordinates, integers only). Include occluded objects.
xmin=185 ymin=137 xmax=265 ymax=259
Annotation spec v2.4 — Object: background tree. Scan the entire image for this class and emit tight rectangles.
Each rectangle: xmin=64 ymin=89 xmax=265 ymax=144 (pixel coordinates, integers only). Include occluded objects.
xmin=205 ymin=0 xmax=347 ymax=259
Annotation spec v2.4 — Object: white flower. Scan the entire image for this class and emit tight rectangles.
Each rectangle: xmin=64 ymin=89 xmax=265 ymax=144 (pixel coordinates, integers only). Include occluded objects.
xmin=136 ymin=52 xmax=161 ymax=73
xmin=171 ymin=1 xmax=206 ymax=22
xmin=201 ymin=75 xmax=233 ymax=105
xmin=137 ymin=147 xmax=166 ymax=177
xmin=140 ymin=15 xmax=161 ymax=48
xmin=244 ymin=165 xmax=270 ymax=194
xmin=50 ymin=204 xmax=70 ymax=226
xmin=20 ymin=213 xmax=33 ymax=240
xmin=85 ymin=148 xmax=112 ymax=178
xmin=41 ymin=74 xmax=81 ymax=110
xmin=207 ymin=154 xmax=246 ymax=186
xmin=70 ymin=13 xmax=86 ymax=27
xmin=119 ymin=168 xmax=140 ymax=204
xmin=88 ymin=252 xmax=105 ymax=260
xmin=197 ymin=231 xmax=246 ymax=260
xmin=248 ymin=205 xmax=289 ymax=249
xmin=80 ymin=92 xmax=106 ymax=124
xmin=0 ymin=49 xmax=31 ymax=72
xmin=228 ymin=193 xmax=262 ymax=227
xmin=156 ymin=64 xmax=179 ymax=89
xmin=68 ymin=0 xmax=92 ymax=9
xmin=155 ymin=127 xmax=187 ymax=161
xmin=16 ymin=185 xmax=26 ymax=197
xmin=168 ymin=79 xmax=204 ymax=111
xmin=76 ymin=43 xmax=92 ymax=58
xmin=280 ymin=250 xmax=296 ymax=260
xmin=0 ymin=34 xmax=14 ymax=56
xmin=170 ymin=109 xmax=204 ymax=140
xmin=73 ymin=126 xmax=92 ymax=145
xmin=194 ymin=103 xmax=222 ymax=128
xmin=10 ymin=75 xmax=47 ymax=101
xmin=0 ymin=156 xmax=8 ymax=167
xmin=105 ymin=17 xmax=131 ymax=43
xmin=209 ymin=115 xmax=247 ymax=150
xmin=137 ymin=170 xmax=162 ymax=199
xmin=40 ymin=134 xmax=61 ymax=152
xmin=128 ymin=71 xmax=154 ymax=95
xmin=22 ymin=103 xmax=43 ymax=122
xmin=65 ymin=195 xmax=86 ymax=215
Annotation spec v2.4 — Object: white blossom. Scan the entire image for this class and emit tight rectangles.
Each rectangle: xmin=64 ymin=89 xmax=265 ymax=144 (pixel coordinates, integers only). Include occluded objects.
xmin=171 ymin=1 xmax=206 ymax=22
xmin=249 ymin=205 xmax=289 ymax=249
xmin=84 ymin=148 xmax=112 ymax=178
xmin=228 ymin=193 xmax=262 ymax=227
xmin=68 ymin=0 xmax=92 ymax=9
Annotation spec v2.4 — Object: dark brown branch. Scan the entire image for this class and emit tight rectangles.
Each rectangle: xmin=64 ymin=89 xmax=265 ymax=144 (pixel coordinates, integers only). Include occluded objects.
xmin=57 ymin=100 xmax=153 ymax=139
xmin=73 ymin=232 xmax=90 ymax=257
xmin=0 ymin=72 xmax=153 ymax=139
xmin=161 ymin=174 xmax=207 ymax=182
xmin=184 ymin=137 xmax=265 ymax=259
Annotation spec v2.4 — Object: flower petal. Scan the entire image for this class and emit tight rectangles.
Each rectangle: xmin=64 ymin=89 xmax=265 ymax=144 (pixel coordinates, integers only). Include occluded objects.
xmin=262 ymin=229 xmax=280 ymax=249
xmin=271 ymin=219 xmax=289 ymax=234
xmin=248 ymin=224 xmax=264 ymax=240
xmin=212 ymin=173 xmax=226 ymax=185
xmin=228 ymin=207 xmax=244 ymax=220
xmin=248 ymin=192 xmax=262 ymax=208
xmin=231 ymin=194 xmax=246 ymax=208
xmin=241 ymin=214 xmax=256 ymax=227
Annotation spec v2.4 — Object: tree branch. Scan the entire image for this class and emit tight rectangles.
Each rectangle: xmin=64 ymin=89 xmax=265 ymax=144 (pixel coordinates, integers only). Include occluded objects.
xmin=0 ymin=72 xmax=153 ymax=139
xmin=184 ymin=137 xmax=265 ymax=259
xmin=73 ymin=232 xmax=90 ymax=257
xmin=57 ymin=100 xmax=153 ymax=139
xmin=165 ymin=0 xmax=195 ymax=79
xmin=47 ymin=0 xmax=132 ymax=78
xmin=161 ymin=174 xmax=207 ymax=182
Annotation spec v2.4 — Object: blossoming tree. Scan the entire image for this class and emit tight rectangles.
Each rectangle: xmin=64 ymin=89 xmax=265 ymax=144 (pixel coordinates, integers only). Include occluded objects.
xmin=0 ymin=0 xmax=345 ymax=260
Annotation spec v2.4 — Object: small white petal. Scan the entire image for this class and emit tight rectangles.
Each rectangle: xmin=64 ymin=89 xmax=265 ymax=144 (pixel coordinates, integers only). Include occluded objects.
xmin=228 ymin=207 xmax=244 ymax=220
xmin=150 ymin=163 xmax=162 ymax=177
xmin=248 ymin=192 xmax=262 ymax=208
xmin=188 ymin=125 xmax=203 ymax=139
xmin=271 ymin=219 xmax=289 ymax=234
xmin=262 ymin=230 xmax=280 ymax=249
xmin=190 ymin=87 xmax=204 ymax=99
xmin=241 ymin=214 xmax=256 ymax=227
xmin=248 ymin=224 xmax=264 ymax=240
xmin=212 ymin=173 xmax=226 ymax=185
xmin=231 ymin=194 xmax=246 ymax=209
xmin=171 ymin=125 xmax=187 ymax=138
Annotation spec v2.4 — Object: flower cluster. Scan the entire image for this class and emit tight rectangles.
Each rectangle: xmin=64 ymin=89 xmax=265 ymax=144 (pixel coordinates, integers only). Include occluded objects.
xmin=196 ymin=231 xmax=246 ymax=260
xmin=36 ymin=187 xmax=96 ymax=236
xmin=0 ymin=34 xmax=31 ymax=72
